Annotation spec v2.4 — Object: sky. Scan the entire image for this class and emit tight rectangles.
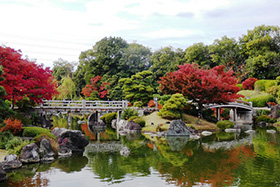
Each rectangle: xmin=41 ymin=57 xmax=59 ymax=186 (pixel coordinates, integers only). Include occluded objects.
xmin=0 ymin=0 xmax=280 ymax=68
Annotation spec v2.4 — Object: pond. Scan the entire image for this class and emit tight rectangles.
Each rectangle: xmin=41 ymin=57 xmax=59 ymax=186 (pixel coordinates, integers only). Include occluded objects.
xmin=1 ymin=128 xmax=280 ymax=187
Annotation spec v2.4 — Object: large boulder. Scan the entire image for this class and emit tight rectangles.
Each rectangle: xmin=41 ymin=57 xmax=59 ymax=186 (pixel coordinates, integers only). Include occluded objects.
xmin=119 ymin=121 xmax=141 ymax=133
xmin=0 ymin=167 xmax=7 ymax=182
xmin=39 ymin=138 xmax=55 ymax=162
xmin=167 ymin=120 xmax=190 ymax=136
xmin=270 ymin=105 xmax=280 ymax=118
xmin=19 ymin=143 xmax=40 ymax=163
xmin=1 ymin=154 xmax=22 ymax=170
xmin=58 ymin=145 xmax=72 ymax=157
xmin=51 ymin=128 xmax=89 ymax=152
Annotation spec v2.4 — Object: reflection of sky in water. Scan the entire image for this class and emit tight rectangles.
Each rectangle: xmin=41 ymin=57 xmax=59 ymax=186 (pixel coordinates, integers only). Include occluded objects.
xmin=46 ymin=167 xmax=175 ymax=187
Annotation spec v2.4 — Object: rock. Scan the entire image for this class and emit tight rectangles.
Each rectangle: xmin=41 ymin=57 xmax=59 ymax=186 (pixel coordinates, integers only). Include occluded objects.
xmin=266 ymin=129 xmax=276 ymax=134
xmin=78 ymin=120 xmax=86 ymax=125
xmin=190 ymin=134 xmax=201 ymax=140
xmin=201 ymin=131 xmax=212 ymax=136
xmin=51 ymin=127 xmax=89 ymax=152
xmin=89 ymin=120 xmax=106 ymax=133
xmin=157 ymin=131 xmax=166 ymax=137
xmin=143 ymin=108 xmax=151 ymax=115
xmin=245 ymin=130 xmax=255 ymax=134
xmin=39 ymin=139 xmax=55 ymax=162
xmin=0 ymin=167 xmax=7 ymax=182
xmin=271 ymin=105 xmax=280 ymax=118
xmin=166 ymin=120 xmax=190 ymax=136
xmin=125 ymin=121 xmax=142 ymax=131
xmin=258 ymin=121 xmax=268 ymax=128
xmin=1 ymin=154 xmax=22 ymax=170
xmin=111 ymin=119 xmax=117 ymax=129
xmin=120 ymin=146 xmax=130 ymax=157
xmin=225 ymin=128 xmax=241 ymax=133
xmin=58 ymin=145 xmax=72 ymax=157
xmin=167 ymin=136 xmax=189 ymax=151
xmin=116 ymin=119 xmax=128 ymax=131
xmin=19 ymin=143 xmax=40 ymax=163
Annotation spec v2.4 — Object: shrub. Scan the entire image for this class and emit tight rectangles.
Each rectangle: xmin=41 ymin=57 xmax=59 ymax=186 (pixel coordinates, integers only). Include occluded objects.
xmin=0 ymin=118 xmax=23 ymax=135
xmin=256 ymin=109 xmax=270 ymax=116
xmin=33 ymin=132 xmax=57 ymax=143
xmin=128 ymin=116 xmax=146 ymax=127
xmin=22 ymin=127 xmax=51 ymax=137
xmin=158 ymin=93 xmax=187 ymax=119
xmin=267 ymin=86 xmax=279 ymax=97
xmin=133 ymin=101 xmax=143 ymax=107
xmin=147 ymin=100 xmax=155 ymax=107
xmin=100 ymin=112 xmax=116 ymax=126
xmin=239 ymin=90 xmax=277 ymax=107
xmin=6 ymin=137 xmax=31 ymax=156
xmin=254 ymin=80 xmax=277 ymax=92
xmin=0 ymin=131 xmax=14 ymax=149
xmin=121 ymin=108 xmax=139 ymax=120
xmin=216 ymin=120 xmax=235 ymax=130
xmin=242 ymin=78 xmax=258 ymax=90
xmin=256 ymin=115 xmax=277 ymax=124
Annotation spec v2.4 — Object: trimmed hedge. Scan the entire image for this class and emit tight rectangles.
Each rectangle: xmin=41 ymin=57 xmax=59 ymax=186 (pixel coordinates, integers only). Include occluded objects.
xmin=256 ymin=115 xmax=277 ymax=124
xmin=216 ymin=120 xmax=235 ymax=130
xmin=239 ymin=90 xmax=277 ymax=107
xmin=254 ymin=80 xmax=277 ymax=92
xmin=22 ymin=127 xmax=51 ymax=137
xmin=100 ymin=112 xmax=116 ymax=126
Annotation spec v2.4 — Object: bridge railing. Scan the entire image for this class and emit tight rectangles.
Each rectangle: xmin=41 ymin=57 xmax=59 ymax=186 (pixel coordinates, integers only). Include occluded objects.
xmin=228 ymin=99 xmax=253 ymax=108
xmin=38 ymin=100 xmax=129 ymax=109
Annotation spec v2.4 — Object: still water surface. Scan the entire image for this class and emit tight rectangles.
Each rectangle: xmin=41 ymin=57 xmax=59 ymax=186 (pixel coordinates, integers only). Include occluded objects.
xmin=1 ymin=129 xmax=280 ymax=187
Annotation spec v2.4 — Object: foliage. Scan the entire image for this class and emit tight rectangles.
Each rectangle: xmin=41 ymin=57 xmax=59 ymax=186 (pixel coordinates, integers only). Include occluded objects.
xmin=119 ymin=70 xmax=155 ymax=105
xmin=242 ymin=78 xmax=258 ymax=90
xmin=216 ymin=132 xmax=235 ymax=141
xmin=128 ymin=116 xmax=146 ymax=127
xmin=81 ymin=75 xmax=109 ymax=100
xmin=0 ymin=46 xmax=58 ymax=104
xmin=236 ymin=84 xmax=243 ymax=91
xmin=55 ymin=75 xmax=77 ymax=100
xmin=239 ymin=90 xmax=277 ymax=107
xmin=0 ymin=118 xmax=23 ymax=135
xmin=254 ymin=80 xmax=277 ymax=92
xmin=159 ymin=63 xmax=241 ymax=112
xmin=100 ymin=112 xmax=116 ymax=126
xmin=22 ymin=127 xmax=51 ymax=137
xmin=121 ymin=108 xmax=139 ymax=120
xmin=147 ymin=100 xmax=155 ymax=107
xmin=52 ymin=58 xmax=74 ymax=84
xmin=6 ymin=137 xmax=31 ymax=156
xmin=266 ymin=86 xmax=279 ymax=98
xmin=158 ymin=93 xmax=187 ymax=119
xmin=133 ymin=101 xmax=143 ymax=107
xmin=216 ymin=120 xmax=235 ymax=130
xmin=33 ymin=132 xmax=57 ymax=144
xmin=240 ymin=25 xmax=280 ymax=79
xmin=0 ymin=131 xmax=14 ymax=149
xmin=256 ymin=115 xmax=277 ymax=124
xmin=184 ymin=43 xmax=212 ymax=68
xmin=256 ymin=109 xmax=271 ymax=116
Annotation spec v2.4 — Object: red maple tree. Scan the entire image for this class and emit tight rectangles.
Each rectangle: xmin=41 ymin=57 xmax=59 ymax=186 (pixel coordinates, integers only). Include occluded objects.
xmin=81 ymin=76 xmax=109 ymax=99
xmin=158 ymin=63 xmax=242 ymax=111
xmin=0 ymin=46 xmax=58 ymax=104
xmin=242 ymin=77 xmax=258 ymax=90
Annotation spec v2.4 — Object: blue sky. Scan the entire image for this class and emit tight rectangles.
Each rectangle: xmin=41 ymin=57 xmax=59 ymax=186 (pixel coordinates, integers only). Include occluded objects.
xmin=1 ymin=0 xmax=279 ymax=68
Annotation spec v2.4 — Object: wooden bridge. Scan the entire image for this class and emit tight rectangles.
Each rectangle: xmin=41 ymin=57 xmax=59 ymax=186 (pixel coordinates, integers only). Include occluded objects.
xmin=34 ymin=100 xmax=129 ymax=114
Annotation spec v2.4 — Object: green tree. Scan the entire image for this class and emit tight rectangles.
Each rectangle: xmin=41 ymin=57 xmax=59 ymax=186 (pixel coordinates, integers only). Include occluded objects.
xmin=184 ymin=43 xmax=212 ymax=68
xmin=52 ymin=58 xmax=75 ymax=85
xmin=158 ymin=93 xmax=187 ymax=119
xmin=55 ymin=75 xmax=77 ymax=100
xmin=119 ymin=71 xmax=155 ymax=106
xmin=239 ymin=25 xmax=280 ymax=79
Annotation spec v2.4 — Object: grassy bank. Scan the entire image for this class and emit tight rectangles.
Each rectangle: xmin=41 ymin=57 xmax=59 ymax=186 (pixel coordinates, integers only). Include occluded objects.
xmin=142 ymin=112 xmax=218 ymax=132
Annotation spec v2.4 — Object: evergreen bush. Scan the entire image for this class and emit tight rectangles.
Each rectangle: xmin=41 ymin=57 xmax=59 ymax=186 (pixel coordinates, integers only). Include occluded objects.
xmin=128 ymin=116 xmax=146 ymax=127
xmin=255 ymin=80 xmax=277 ymax=92
xmin=133 ymin=101 xmax=143 ymax=107
xmin=100 ymin=112 xmax=116 ymax=126
xmin=0 ymin=131 xmax=14 ymax=149
xmin=22 ymin=127 xmax=51 ymax=137
xmin=256 ymin=115 xmax=277 ymax=124
xmin=121 ymin=108 xmax=139 ymax=120
xmin=216 ymin=120 xmax=234 ymax=130
xmin=6 ymin=137 xmax=31 ymax=156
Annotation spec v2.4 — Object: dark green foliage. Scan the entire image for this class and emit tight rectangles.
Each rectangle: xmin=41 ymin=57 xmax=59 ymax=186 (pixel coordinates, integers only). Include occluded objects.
xmin=100 ymin=112 xmax=116 ymax=127
xmin=119 ymin=70 xmax=155 ymax=105
xmin=0 ymin=131 xmax=14 ymax=149
xmin=52 ymin=58 xmax=74 ymax=85
xmin=256 ymin=109 xmax=271 ymax=116
xmin=5 ymin=137 xmax=31 ymax=156
xmin=121 ymin=108 xmax=139 ymax=120
xmin=128 ymin=116 xmax=146 ymax=127
xmin=203 ymin=109 xmax=218 ymax=123
xmin=22 ymin=127 xmax=51 ymax=137
xmin=216 ymin=120 xmax=235 ymax=130
xmin=158 ymin=93 xmax=187 ymax=119
xmin=256 ymin=115 xmax=277 ymax=124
